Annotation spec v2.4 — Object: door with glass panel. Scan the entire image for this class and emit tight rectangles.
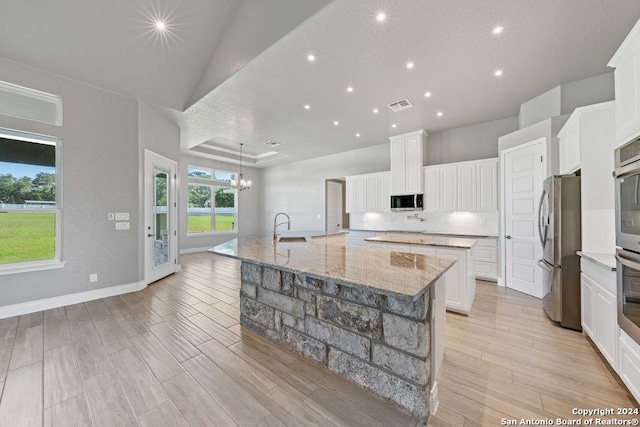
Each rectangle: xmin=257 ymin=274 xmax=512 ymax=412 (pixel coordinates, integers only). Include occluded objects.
xmin=144 ymin=150 xmax=177 ymax=284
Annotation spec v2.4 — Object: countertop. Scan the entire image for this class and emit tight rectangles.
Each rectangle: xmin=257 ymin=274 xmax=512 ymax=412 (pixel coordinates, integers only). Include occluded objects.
xmin=577 ymin=251 xmax=616 ymax=271
xmin=343 ymin=228 xmax=497 ymax=239
xmin=209 ymin=236 xmax=457 ymax=299
xmin=365 ymin=233 xmax=478 ymax=249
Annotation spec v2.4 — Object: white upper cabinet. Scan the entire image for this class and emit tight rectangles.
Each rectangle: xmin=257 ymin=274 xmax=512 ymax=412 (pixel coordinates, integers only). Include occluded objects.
xmin=390 ymin=130 xmax=427 ymax=195
xmin=476 ymin=159 xmax=498 ymax=212
xmin=345 ymin=172 xmax=390 ymax=214
xmin=457 ymin=163 xmax=477 ymax=212
xmin=558 ymin=113 xmax=581 ymax=174
xmin=609 ymin=19 xmax=640 ymax=146
xmin=423 ymin=166 xmax=440 ymax=211
xmin=439 ymin=165 xmax=458 ymax=212
xmin=425 ymin=158 xmax=498 ymax=213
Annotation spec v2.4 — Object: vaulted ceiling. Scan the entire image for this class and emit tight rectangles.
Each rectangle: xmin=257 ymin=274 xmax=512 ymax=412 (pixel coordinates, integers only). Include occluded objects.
xmin=2 ymin=0 xmax=640 ymax=168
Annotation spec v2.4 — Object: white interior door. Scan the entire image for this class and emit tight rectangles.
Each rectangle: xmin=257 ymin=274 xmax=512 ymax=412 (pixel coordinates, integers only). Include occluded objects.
xmin=145 ymin=149 xmax=177 ymax=285
xmin=503 ymin=139 xmax=547 ymax=298
xmin=326 ymin=181 xmax=343 ymax=233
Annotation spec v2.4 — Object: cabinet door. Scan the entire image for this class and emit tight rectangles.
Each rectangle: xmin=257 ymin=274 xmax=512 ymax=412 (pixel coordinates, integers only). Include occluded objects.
xmin=437 ymin=248 xmax=464 ymax=312
xmin=424 ymin=166 xmax=440 ymax=211
xmin=440 ymin=166 xmax=458 ymax=212
xmin=404 ymin=135 xmax=423 ymax=193
xmin=595 ymin=285 xmax=618 ymax=368
xmin=457 ymin=164 xmax=477 ymax=212
xmin=355 ymin=177 xmax=366 ymax=212
xmin=345 ymin=178 xmax=355 ymax=213
xmin=615 ymin=53 xmax=640 ymax=145
xmin=365 ymin=175 xmax=379 ymax=212
xmin=379 ymin=173 xmax=391 ymax=212
xmin=580 ymin=273 xmax=595 ymax=339
xmin=390 ymin=139 xmax=406 ymax=194
xmin=477 ymin=160 xmax=498 ymax=212
xmin=568 ymin=124 xmax=581 ymax=172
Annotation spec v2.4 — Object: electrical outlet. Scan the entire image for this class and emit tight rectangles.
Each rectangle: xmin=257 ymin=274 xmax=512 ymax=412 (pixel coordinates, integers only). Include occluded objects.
xmin=115 ymin=212 xmax=129 ymax=221
xmin=107 ymin=213 xmax=114 ymax=220
xmin=89 ymin=273 xmax=98 ymax=283
xmin=115 ymin=222 xmax=130 ymax=230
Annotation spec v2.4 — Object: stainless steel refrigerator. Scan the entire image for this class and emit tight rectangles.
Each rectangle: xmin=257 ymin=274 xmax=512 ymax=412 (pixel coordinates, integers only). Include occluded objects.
xmin=538 ymin=174 xmax=582 ymax=331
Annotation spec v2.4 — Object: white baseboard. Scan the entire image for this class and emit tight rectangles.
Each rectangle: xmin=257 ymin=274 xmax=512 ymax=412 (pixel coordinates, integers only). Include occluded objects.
xmin=429 ymin=381 xmax=439 ymax=414
xmin=180 ymin=247 xmax=213 ymax=255
xmin=0 ymin=280 xmax=146 ymax=319
xmin=176 ymin=264 xmax=182 ymax=273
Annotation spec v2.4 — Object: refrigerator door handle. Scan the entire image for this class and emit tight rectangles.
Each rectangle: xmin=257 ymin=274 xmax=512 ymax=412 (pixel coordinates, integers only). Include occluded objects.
xmin=537 ymin=190 xmax=547 ymax=248
xmin=537 ymin=259 xmax=554 ymax=272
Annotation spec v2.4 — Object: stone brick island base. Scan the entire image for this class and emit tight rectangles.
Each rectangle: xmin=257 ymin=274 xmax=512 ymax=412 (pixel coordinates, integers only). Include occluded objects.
xmin=239 ymin=261 xmax=437 ymax=425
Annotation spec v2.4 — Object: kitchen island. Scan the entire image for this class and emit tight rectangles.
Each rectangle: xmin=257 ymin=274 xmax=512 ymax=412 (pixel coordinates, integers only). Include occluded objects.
xmin=210 ymin=236 xmax=456 ymax=425
xmin=365 ymin=233 xmax=478 ymax=314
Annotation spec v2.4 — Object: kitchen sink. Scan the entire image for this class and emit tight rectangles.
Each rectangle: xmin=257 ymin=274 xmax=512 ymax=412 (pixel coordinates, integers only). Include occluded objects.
xmin=277 ymin=236 xmax=310 ymax=242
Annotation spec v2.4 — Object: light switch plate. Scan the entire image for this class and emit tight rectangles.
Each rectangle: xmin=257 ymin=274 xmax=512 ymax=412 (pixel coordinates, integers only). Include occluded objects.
xmin=115 ymin=221 xmax=130 ymax=230
xmin=115 ymin=212 xmax=129 ymax=221
xmin=107 ymin=213 xmax=114 ymax=221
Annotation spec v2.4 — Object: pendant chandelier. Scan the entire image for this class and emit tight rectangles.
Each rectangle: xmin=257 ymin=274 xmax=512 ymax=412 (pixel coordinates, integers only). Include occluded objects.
xmin=230 ymin=143 xmax=251 ymax=191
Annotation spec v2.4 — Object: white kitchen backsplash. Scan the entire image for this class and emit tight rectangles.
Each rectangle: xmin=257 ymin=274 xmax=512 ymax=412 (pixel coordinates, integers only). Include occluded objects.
xmin=350 ymin=211 xmax=499 ymax=236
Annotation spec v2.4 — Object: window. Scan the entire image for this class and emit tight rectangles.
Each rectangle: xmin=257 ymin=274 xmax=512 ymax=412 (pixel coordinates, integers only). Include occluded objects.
xmin=0 ymin=128 xmax=61 ymax=267
xmin=187 ymin=166 xmax=237 ymax=234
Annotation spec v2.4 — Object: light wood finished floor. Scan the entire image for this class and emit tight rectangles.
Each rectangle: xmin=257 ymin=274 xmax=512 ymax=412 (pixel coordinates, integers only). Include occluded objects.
xmin=0 ymin=252 xmax=636 ymax=426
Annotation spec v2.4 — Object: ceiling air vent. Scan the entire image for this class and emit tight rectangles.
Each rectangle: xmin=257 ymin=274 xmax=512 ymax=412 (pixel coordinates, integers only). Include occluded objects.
xmin=387 ymin=98 xmax=413 ymax=112
xmin=263 ymin=140 xmax=280 ymax=148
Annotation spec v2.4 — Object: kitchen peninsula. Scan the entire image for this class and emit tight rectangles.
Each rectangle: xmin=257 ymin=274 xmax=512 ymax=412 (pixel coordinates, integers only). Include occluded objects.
xmin=210 ymin=236 xmax=457 ymax=424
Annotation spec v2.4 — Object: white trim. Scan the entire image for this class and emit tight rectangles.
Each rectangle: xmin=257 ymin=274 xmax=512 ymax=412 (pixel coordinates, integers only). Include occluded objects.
xmin=609 ymin=18 xmax=640 ymax=67
xmin=176 ymin=264 xmax=182 ymax=272
xmin=180 ymin=246 xmax=214 ymax=255
xmin=0 ymin=280 xmax=146 ymax=319
xmin=429 ymin=381 xmax=439 ymax=415
xmin=0 ymin=260 xmax=65 ymax=276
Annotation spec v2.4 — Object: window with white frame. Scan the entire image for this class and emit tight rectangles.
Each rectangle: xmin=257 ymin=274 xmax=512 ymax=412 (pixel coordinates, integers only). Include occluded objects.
xmin=0 ymin=129 xmax=61 ymax=266
xmin=187 ymin=166 xmax=237 ymax=234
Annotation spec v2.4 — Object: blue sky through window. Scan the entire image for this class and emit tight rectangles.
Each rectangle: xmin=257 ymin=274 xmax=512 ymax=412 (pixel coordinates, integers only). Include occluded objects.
xmin=0 ymin=161 xmax=55 ymax=178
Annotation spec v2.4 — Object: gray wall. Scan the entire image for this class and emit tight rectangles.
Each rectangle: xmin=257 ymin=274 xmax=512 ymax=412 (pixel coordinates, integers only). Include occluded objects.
xmin=426 ymin=117 xmax=518 ymax=165
xmin=138 ymin=102 xmax=181 ymax=276
xmin=180 ymin=154 xmax=261 ymax=253
xmin=519 ymin=72 xmax=614 ymax=129
xmin=0 ymin=58 xmax=140 ymax=307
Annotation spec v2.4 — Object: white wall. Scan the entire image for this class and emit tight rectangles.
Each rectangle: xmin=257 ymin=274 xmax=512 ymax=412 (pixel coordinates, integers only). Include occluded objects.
xmin=261 ymin=143 xmax=390 ymax=233
xmin=0 ymin=58 xmax=141 ymax=307
xmin=180 ymin=154 xmax=261 ymax=253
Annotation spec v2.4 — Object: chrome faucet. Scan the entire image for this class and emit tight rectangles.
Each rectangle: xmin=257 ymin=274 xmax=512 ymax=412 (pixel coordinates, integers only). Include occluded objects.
xmin=273 ymin=212 xmax=291 ymax=240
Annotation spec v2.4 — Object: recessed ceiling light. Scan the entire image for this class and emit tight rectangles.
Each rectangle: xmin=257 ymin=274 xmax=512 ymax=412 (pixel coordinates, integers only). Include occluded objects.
xmin=392 ymin=124 xmax=397 ymax=128
xmin=406 ymin=62 xmax=415 ymax=70
xmin=307 ymin=54 xmax=316 ymax=62
xmin=264 ymin=141 xmax=281 ymax=148
xmin=376 ymin=12 xmax=387 ymax=22
xmin=437 ymin=111 xmax=443 ymax=117
xmin=492 ymin=25 xmax=504 ymax=35
xmin=154 ymin=20 xmax=167 ymax=32
xmin=334 ymin=121 xmax=339 ymax=126
xmin=356 ymin=133 xmax=361 ymax=137
xmin=304 ymin=104 xmax=310 ymax=110
xmin=373 ymin=108 xmax=379 ymax=114
xmin=494 ymin=69 xmax=503 ymax=77
xmin=346 ymin=86 xmax=354 ymax=93
xmin=424 ymin=92 xmax=432 ymax=98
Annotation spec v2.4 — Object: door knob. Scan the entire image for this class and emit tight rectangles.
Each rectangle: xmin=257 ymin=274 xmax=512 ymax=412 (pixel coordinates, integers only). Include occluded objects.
xmin=506 ymin=235 xmax=512 ymax=239
xmin=147 ymin=234 xmax=154 ymax=238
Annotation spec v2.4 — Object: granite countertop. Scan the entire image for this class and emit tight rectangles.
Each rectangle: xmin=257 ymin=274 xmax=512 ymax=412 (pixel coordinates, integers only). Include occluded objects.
xmin=210 ymin=236 xmax=457 ymax=299
xmin=365 ymin=233 xmax=478 ymax=249
xmin=577 ymin=251 xmax=616 ymax=271
xmin=342 ymin=228 xmax=497 ymax=239
xmin=276 ymin=230 xmax=347 ymax=242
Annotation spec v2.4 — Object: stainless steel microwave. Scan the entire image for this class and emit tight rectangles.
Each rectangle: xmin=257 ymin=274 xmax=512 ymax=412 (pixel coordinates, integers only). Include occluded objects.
xmin=614 ymin=137 xmax=640 ymax=252
xmin=390 ymin=194 xmax=423 ymax=211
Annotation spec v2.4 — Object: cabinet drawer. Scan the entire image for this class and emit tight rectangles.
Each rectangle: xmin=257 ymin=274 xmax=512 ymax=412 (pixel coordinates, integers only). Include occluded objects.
xmin=474 ymin=247 xmax=497 ymax=262
xmin=475 ymin=261 xmax=497 ymax=279
xmin=388 ymin=244 xmax=411 ymax=253
xmin=474 ymin=238 xmax=497 ymax=248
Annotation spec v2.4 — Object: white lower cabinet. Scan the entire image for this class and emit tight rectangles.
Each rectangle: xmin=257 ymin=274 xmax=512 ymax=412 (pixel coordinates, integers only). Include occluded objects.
xmin=619 ymin=330 xmax=640 ymax=403
xmin=472 ymin=238 xmax=498 ymax=282
xmin=580 ymin=259 xmax=618 ymax=371
xmin=345 ymin=231 xmax=377 ymax=247
xmin=405 ymin=245 xmax=476 ymax=314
